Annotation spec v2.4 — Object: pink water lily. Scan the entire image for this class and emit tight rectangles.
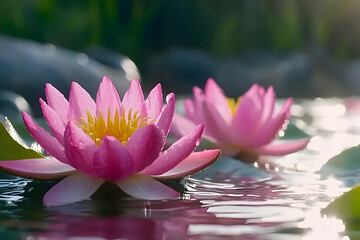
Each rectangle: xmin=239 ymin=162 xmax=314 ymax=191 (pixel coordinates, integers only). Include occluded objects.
xmin=0 ymin=77 xmax=220 ymax=206
xmin=171 ymin=78 xmax=309 ymax=161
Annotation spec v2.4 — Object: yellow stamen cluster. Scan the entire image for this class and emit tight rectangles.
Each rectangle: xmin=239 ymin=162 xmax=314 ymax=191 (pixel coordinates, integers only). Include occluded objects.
xmin=76 ymin=108 xmax=151 ymax=146
xmin=227 ymin=97 xmax=241 ymax=115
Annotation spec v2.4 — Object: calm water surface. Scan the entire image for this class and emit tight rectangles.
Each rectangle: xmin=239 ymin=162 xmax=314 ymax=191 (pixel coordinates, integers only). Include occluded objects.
xmin=0 ymin=98 xmax=359 ymax=240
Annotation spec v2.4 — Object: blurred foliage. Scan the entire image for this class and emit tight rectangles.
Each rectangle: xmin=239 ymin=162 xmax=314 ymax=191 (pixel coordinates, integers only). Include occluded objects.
xmin=322 ymin=185 xmax=360 ymax=219
xmin=319 ymin=145 xmax=360 ymax=176
xmin=0 ymin=0 xmax=359 ymax=66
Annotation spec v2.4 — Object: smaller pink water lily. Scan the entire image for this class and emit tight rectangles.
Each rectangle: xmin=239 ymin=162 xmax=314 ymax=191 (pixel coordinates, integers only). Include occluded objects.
xmin=171 ymin=78 xmax=309 ymax=161
xmin=0 ymin=77 xmax=220 ymax=206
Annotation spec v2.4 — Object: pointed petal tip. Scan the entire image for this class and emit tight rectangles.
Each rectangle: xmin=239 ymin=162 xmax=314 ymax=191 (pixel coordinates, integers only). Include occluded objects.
xmin=205 ymin=78 xmax=217 ymax=87
xmin=102 ymin=75 xmax=111 ymax=81
xmin=248 ymin=83 xmax=260 ymax=92
xmin=131 ymin=78 xmax=140 ymax=84
xmin=166 ymin=92 xmax=175 ymax=103
xmin=152 ymin=149 xmax=221 ymax=179
xmin=142 ymin=123 xmax=205 ymax=176
xmin=44 ymin=83 xmax=69 ymax=123
xmin=283 ymin=97 xmax=293 ymax=118
xmin=70 ymin=81 xmax=79 ymax=89
xmin=286 ymin=97 xmax=293 ymax=104
xmin=193 ymin=86 xmax=203 ymax=95
xmin=122 ymin=78 xmax=145 ymax=112
xmin=195 ymin=124 xmax=205 ymax=146
xmin=267 ymin=85 xmax=275 ymax=94
xmin=44 ymin=83 xmax=54 ymax=92
xmin=97 ymin=75 xmax=121 ymax=117
xmin=39 ymin=97 xmax=45 ymax=105
xmin=21 ymin=111 xmax=29 ymax=119
xmin=154 ymin=82 xmax=162 ymax=90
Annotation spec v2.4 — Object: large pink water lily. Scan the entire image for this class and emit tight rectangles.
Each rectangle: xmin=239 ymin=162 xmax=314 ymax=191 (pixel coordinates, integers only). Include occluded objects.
xmin=0 ymin=77 xmax=220 ymax=206
xmin=171 ymin=78 xmax=309 ymax=161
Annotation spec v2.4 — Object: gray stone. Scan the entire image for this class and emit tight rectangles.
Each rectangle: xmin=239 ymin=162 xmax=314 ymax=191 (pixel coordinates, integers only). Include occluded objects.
xmin=0 ymin=36 xmax=139 ymax=117
xmin=144 ymin=48 xmax=218 ymax=94
xmin=144 ymin=47 xmax=355 ymax=98
xmin=0 ymin=90 xmax=32 ymax=120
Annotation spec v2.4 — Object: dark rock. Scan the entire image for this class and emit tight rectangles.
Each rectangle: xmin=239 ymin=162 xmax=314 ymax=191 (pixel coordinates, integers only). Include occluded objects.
xmin=216 ymin=52 xmax=312 ymax=98
xmin=144 ymin=48 xmax=218 ymax=94
xmin=86 ymin=46 xmax=140 ymax=82
xmin=0 ymin=90 xmax=32 ymax=120
xmin=342 ymin=60 xmax=360 ymax=95
xmin=144 ymin=47 xmax=355 ymax=98
xmin=0 ymin=36 xmax=139 ymax=116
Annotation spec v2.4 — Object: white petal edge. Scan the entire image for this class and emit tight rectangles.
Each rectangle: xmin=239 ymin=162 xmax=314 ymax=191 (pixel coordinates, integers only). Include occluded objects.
xmin=116 ymin=174 xmax=179 ymax=200
xmin=43 ymin=172 xmax=105 ymax=206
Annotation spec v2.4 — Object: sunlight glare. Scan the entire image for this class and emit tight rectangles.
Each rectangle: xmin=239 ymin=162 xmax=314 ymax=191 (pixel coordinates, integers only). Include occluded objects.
xmin=300 ymin=210 xmax=345 ymax=240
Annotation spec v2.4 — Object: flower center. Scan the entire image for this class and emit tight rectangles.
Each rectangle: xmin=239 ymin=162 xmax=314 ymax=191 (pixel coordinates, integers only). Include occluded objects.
xmin=227 ymin=97 xmax=241 ymax=115
xmin=76 ymin=108 xmax=151 ymax=146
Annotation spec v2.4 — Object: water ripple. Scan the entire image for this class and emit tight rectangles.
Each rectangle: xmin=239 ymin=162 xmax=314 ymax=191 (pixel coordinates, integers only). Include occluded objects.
xmin=0 ymin=98 xmax=357 ymax=239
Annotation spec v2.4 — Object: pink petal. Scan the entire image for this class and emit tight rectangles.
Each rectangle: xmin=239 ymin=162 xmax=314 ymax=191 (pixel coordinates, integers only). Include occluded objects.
xmin=262 ymin=86 xmax=276 ymax=121
xmin=152 ymin=149 xmax=221 ymax=179
xmin=184 ymin=98 xmax=196 ymax=122
xmin=204 ymin=78 xmax=232 ymax=125
xmin=254 ymin=138 xmax=310 ymax=156
xmin=143 ymin=83 xmax=163 ymax=120
xmin=171 ymin=113 xmax=219 ymax=144
xmin=252 ymin=98 xmax=292 ymax=147
xmin=116 ymin=174 xmax=179 ymax=200
xmin=64 ymin=122 xmax=98 ymax=176
xmin=170 ymin=113 xmax=197 ymax=138
xmin=247 ymin=86 xmax=276 ymax=147
xmin=122 ymin=79 xmax=145 ymax=114
xmin=67 ymin=82 xmax=96 ymax=122
xmin=22 ymin=112 xmax=68 ymax=164
xmin=40 ymin=98 xmax=66 ymax=146
xmin=125 ymin=124 xmax=164 ymax=172
xmin=45 ymin=83 xmax=69 ymax=124
xmin=192 ymin=86 xmax=206 ymax=123
xmin=141 ymin=124 xmax=204 ymax=175
xmin=258 ymin=86 xmax=276 ymax=129
xmin=43 ymin=172 xmax=105 ymax=206
xmin=232 ymin=84 xmax=263 ymax=145
xmin=283 ymin=97 xmax=292 ymax=119
xmin=202 ymin=101 xmax=230 ymax=143
xmin=96 ymin=76 xmax=122 ymax=119
xmin=93 ymin=136 xmax=135 ymax=181
xmin=155 ymin=93 xmax=175 ymax=137
xmin=0 ymin=157 xmax=75 ymax=180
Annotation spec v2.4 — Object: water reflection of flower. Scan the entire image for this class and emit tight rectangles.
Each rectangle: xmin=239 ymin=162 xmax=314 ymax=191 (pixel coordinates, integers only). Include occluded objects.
xmin=20 ymin=200 xmax=207 ymax=240
xmin=171 ymin=78 xmax=309 ymax=162
xmin=0 ymin=77 xmax=220 ymax=206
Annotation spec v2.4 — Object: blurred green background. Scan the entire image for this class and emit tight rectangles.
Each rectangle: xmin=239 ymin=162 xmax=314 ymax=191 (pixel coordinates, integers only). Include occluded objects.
xmin=0 ymin=0 xmax=358 ymax=66
xmin=1 ymin=0 xmax=360 ymax=109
